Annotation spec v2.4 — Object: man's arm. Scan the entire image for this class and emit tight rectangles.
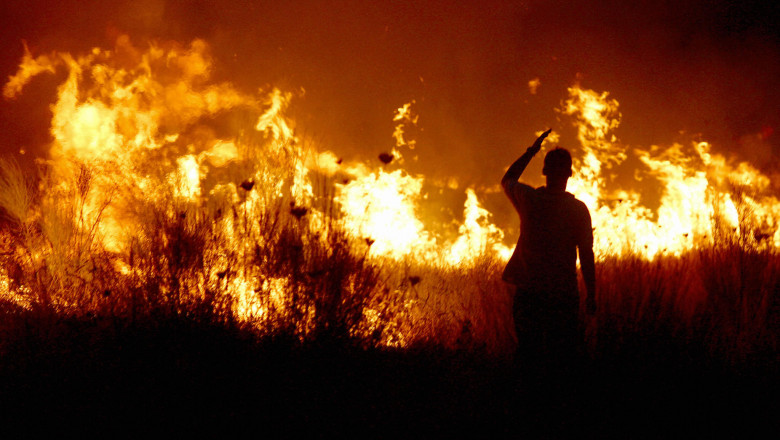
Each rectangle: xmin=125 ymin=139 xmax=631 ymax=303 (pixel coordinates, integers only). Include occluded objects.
xmin=501 ymin=129 xmax=552 ymax=190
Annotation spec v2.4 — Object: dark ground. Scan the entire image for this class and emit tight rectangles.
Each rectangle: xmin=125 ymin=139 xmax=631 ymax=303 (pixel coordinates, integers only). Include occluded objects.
xmin=0 ymin=316 xmax=775 ymax=437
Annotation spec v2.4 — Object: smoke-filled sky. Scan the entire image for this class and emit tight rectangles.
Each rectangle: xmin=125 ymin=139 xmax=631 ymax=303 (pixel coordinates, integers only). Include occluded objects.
xmin=2 ymin=0 xmax=779 ymax=189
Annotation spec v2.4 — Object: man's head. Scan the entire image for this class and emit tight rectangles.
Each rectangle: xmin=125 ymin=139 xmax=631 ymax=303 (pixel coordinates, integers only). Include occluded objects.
xmin=542 ymin=147 xmax=573 ymax=179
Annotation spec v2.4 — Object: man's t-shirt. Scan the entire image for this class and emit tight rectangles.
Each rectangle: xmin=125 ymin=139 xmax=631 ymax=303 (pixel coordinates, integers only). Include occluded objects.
xmin=503 ymin=181 xmax=593 ymax=294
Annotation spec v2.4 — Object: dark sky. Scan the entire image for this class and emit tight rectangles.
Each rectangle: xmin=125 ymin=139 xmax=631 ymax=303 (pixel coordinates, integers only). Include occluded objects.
xmin=2 ymin=0 xmax=779 ymax=188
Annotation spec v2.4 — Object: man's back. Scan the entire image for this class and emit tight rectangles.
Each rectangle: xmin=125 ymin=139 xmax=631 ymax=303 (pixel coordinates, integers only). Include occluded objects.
xmin=501 ymin=132 xmax=596 ymax=364
xmin=502 ymin=182 xmax=592 ymax=294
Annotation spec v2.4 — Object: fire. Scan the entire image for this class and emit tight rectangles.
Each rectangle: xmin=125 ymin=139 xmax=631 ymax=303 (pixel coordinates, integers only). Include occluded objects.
xmin=563 ymin=84 xmax=780 ymax=258
xmin=336 ymin=169 xmax=435 ymax=260
xmin=1 ymin=36 xmax=779 ymax=349
xmin=392 ymin=100 xmax=418 ymax=155
xmin=447 ymin=188 xmax=512 ymax=265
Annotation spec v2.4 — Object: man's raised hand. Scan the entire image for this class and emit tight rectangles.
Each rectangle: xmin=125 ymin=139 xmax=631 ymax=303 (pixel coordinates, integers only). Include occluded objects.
xmin=528 ymin=128 xmax=552 ymax=155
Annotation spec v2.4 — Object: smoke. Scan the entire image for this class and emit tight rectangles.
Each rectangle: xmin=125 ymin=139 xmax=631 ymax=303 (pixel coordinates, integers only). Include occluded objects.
xmin=1 ymin=0 xmax=779 ymax=184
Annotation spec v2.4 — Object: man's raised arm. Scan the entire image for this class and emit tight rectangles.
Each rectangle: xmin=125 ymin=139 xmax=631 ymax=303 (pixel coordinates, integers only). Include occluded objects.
xmin=501 ymin=129 xmax=552 ymax=190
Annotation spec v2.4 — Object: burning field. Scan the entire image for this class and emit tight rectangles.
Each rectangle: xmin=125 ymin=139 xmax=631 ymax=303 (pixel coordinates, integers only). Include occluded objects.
xmin=1 ymin=35 xmax=777 ymax=352
xmin=0 ymin=1 xmax=778 ymax=434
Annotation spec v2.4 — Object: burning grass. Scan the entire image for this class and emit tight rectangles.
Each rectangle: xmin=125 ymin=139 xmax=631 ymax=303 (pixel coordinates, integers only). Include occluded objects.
xmin=0 ymin=149 xmax=776 ymax=364
xmin=0 ymin=35 xmax=777 ymax=363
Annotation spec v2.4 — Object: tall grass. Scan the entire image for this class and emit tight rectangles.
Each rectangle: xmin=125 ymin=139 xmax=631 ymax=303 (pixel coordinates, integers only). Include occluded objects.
xmin=593 ymin=239 xmax=778 ymax=368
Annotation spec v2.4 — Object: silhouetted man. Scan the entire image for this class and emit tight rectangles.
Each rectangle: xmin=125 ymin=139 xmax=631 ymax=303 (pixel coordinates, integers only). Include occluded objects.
xmin=501 ymin=129 xmax=596 ymax=367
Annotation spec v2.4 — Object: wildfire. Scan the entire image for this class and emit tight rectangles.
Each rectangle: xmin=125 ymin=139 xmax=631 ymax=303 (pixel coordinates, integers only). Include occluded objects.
xmin=1 ymin=36 xmax=779 ymax=347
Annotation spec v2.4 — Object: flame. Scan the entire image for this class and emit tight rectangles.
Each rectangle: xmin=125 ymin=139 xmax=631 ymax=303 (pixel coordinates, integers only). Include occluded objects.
xmin=336 ymin=168 xmax=435 ymax=260
xmin=447 ymin=188 xmax=512 ymax=265
xmin=2 ymin=43 xmax=57 ymax=99
xmin=392 ymin=100 xmax=418 ymax=154
xmin=562 ymin=84 xmax=780 ymax=259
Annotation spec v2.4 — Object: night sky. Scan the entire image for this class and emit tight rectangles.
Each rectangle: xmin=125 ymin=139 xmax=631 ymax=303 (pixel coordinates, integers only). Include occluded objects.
xmin=1 ymin=0 xmax=779 ymax=189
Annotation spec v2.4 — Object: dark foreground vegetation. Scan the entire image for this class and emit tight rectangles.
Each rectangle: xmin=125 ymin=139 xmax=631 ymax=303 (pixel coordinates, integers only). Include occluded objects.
xmin=0 ymin=291 xmax=775 ymax=437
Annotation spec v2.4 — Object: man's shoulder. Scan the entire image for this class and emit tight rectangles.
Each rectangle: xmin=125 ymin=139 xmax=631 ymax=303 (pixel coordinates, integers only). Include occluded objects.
xmin=508 ymin=180 xmax=536 ymax=191
xmin=504 ymin=180 xmax=536 ymax=197
xmin=568 ymin=193 xmax=588 ymax=207
xmin=566 ymin=194 xmax=592 ymax=221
